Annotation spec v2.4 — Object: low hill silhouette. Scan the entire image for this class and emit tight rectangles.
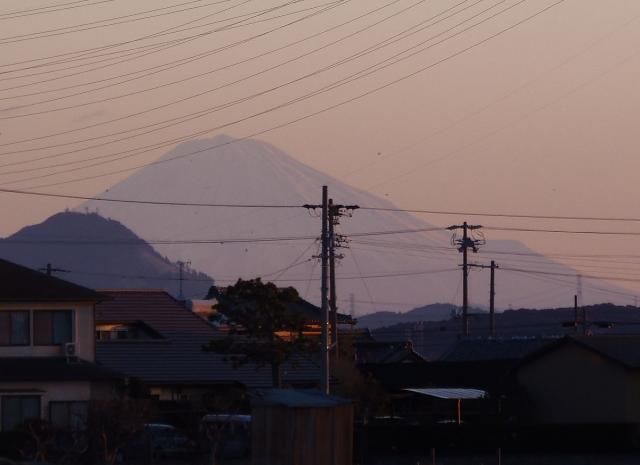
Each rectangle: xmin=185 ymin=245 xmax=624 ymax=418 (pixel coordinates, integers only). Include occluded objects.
xmin=0 ymin=211 xmax=213 ymax=298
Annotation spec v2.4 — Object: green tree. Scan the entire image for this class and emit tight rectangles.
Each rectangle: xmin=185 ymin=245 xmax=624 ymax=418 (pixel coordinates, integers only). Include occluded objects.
xmin=205 ymin=278 xmax=315 ymax=388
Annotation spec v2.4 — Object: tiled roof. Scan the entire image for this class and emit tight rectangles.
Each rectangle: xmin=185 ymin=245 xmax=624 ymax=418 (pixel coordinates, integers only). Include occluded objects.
xmin=95 ymin=290 xmax=319 ymax=388
xmin=0 ymin=357 xmax=119 ymax=382
xmin=356 ymin=340 xmax=426 ymax=364
xmin=440 ymin=337 xmax=559 ymax=362
xmin=523 ymin=335 xmax=640 ymax=369
xmin=0 ymin=258 xmax=104 ymax=302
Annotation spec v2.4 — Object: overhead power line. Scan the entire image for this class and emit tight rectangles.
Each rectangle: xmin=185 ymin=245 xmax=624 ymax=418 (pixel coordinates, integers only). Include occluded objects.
xmin=0 ymin=0 xmax=256 ymax=72
xmin=11 ymin=0 xmax=568 ymax=190
xmin=0 ymin=0 xmax=419 ymax=113
xmin=0 ymin=0 xmax=115 ymax=20
xmin=0 ymin=0 xmax=388 ymax=149
xmin=502 ymin=267 xmax=640 ymax=285
xmin=485 ymin=226 xmax=640 ymax=237
xmin=0 ymin=187 xmax=302 ymax=208
xmin=0 ymin=0 xmax=239 ymax=45
xmin=358 ymin=206 xmax=640 ymax=223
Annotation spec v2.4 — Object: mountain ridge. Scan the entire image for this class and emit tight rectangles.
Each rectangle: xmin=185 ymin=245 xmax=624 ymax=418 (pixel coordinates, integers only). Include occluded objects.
xmin=0 ymin=211 xmax=214 ymax=298
xmin=76 ymin=134 xmax=635 ymax=313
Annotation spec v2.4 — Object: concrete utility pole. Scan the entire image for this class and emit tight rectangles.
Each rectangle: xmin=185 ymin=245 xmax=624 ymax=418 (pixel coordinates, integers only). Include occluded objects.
xmin=490 ymin=260 xmax=497 ymax=337
xmin=303 ymin=190 xmax=358 ymax=394
xmin=329 ymin=199 xmax=338 ymax=360
xmin=468 ymin=260 xmax=498 ymax=336
xmin=447 ymin=222 xmax=484 ymax=336
xmin=320 ymin=186 xmax=330 ymax=394
xmin=177 ymin=260 xmax=191 ymax=300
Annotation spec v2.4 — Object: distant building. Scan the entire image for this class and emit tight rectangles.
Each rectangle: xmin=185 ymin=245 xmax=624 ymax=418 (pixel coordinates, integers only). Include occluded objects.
xmin=0 ymin=259 xmax=117 ymax=432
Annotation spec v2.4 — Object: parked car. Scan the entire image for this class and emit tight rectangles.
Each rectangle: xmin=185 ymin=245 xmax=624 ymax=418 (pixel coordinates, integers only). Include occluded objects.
xmin=143 ymin=423 xmax=196 ymax=459
xmin=200 ymin=414 xmax=251 ymax=459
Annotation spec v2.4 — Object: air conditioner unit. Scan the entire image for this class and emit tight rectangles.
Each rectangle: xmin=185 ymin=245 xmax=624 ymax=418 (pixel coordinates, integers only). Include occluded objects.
xmin=63 ymin=342 xmax=78 ymax=363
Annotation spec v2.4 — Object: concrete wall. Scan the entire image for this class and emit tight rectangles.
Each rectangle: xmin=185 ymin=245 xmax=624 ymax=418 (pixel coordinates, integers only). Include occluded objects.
xmin=517 ymin=344 xmax=639 ymax=424
xmin=0 ymin=302 xmax=95 ymax=361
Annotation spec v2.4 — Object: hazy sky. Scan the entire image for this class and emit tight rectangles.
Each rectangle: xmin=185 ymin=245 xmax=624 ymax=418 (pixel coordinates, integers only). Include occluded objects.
xmin=2 ymin=0 xmax=640 ymax=296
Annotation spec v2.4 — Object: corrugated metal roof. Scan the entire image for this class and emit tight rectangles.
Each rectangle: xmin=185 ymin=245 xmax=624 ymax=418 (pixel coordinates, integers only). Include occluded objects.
xmin=404 ymin=388 xmax=487 ymax=400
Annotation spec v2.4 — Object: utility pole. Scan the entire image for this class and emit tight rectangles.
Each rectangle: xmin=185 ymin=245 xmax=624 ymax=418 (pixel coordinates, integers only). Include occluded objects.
xmin=327 ymin=200 xmax=357 ymax=360
xmin=490 ymin=260 xmax=497 ymax=337
xmin=577 ymin=274 xmax=583 ymax=307
xmin=329 ymin=199 xmax=338 ymax=360
xmin=447 ymin=222 xmax=484 ymax=336
xmin=349 ymin=293 xmax=355 ymax=318
xmin=574 ymin=294 xmax=579 ymax=333
xmin=467 ymin=261 xmax=498 ymax=337
xmin=39 ymin=263 xmax=69 ymax=276
xmin=320 ymin=186 xmax=330 ymax=394
xmin=177 ymin=260 xmax=191 ymax=300
xmin=303 ymin=189 xmax=358 ymax=394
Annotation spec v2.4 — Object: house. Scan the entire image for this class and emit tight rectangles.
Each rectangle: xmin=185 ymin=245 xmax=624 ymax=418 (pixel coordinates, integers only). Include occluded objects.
xmin=95 ymin=289 xmax=323 ymax=406
xmin=359 ymin=337 xmax=560 ymax=427
xmin=0 ymin=259 xmax=117 ymax=432
xmin=516 ymin=335 xmax=640 ymax=426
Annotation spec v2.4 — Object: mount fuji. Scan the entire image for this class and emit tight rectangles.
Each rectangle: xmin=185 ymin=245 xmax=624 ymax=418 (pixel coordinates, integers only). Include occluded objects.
xmin=81 ymin=135 xmax=631 ymax=314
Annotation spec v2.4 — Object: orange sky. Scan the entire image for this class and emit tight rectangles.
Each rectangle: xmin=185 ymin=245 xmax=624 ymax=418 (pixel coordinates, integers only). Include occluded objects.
xmin=1 ymin=0 xmax=640 ymax=296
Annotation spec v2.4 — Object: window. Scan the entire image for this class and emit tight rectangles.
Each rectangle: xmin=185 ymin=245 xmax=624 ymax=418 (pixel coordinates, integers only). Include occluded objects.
xmin=0 ymin=311 xmax=30 ymax=346
xmin=49 ymin=401 xmax=88 ymax=431
xmin=1 ymin=396 xmax=40 ymax=431
xmin=34 ymin=310 xmax=73 ymax=345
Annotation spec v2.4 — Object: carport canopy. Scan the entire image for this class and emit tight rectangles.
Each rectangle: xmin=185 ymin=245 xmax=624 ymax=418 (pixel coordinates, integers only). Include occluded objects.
xmin=403 ymin=388 xmax=487 ymax=400
xmin=403 ymin=388 xmax=487 ymax=424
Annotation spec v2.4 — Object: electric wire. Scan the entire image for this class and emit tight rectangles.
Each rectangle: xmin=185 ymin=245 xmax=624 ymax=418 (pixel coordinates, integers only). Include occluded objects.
xmin=19 ymin=0 xmax=567 ymax=189
xmin=0 ymin=0 xmax=247 ymax=45
xmin=0 ymin=0 xmax=254 ymax=72
xmin=0 ymin=0 xmax=316 ymax=88
xmin=0 ymin=0 xmax=115 ymax=20
xmin=0 ymin=0 xmax=394 ymax=149
xmin=4 ymin=2 xmax=554 ymax=188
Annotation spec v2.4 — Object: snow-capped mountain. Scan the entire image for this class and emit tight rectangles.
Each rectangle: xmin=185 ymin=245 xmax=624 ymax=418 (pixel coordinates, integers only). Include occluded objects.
xmin=82 ymin=135 xmax=632 ymax=314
